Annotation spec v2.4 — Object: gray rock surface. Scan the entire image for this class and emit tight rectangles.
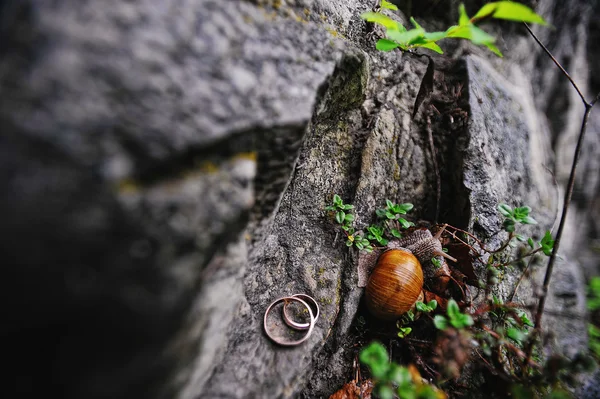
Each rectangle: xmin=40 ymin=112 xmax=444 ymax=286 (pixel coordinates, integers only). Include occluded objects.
xmin=1 ymin=0 xmax=599 ymax=398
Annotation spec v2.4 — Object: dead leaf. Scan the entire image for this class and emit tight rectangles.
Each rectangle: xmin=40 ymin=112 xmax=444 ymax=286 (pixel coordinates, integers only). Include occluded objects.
xmin=328 ymin=379 xmax=374 ymax=399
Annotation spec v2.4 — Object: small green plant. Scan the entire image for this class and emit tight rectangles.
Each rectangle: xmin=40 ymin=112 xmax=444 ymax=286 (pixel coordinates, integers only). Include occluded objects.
xmin=326 ymin=195 xmax=415 ymax=252
xmin=359 ymin=341 xmax=442 ymax=399
xmin=362 ymin=1 xmax=546 ymax=56
xmin=326 ymin=194 xmax=374 ymax=252
xmin=433 ymin=299 xmax=473 ymax=330
xmin=325 ymin=194 xmax=355 ymax=230
xmin=498 ymin=203 xmax=538 ymax=232
xmin=395 ymin=300 xmax=437 ymax=339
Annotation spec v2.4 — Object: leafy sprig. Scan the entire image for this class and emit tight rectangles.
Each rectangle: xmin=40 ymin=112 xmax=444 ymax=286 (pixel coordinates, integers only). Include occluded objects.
xmin=359 ymin=342 xmax=442 ymax=399
xmin=362 ymin=1 xmax=546 ymax=56
xmin=433 ymin=299 xmax=473 ymax=330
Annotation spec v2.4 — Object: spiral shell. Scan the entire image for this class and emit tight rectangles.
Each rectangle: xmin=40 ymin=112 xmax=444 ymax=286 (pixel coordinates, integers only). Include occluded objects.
xmin=365 ymin=249 xmax=424 ymax=320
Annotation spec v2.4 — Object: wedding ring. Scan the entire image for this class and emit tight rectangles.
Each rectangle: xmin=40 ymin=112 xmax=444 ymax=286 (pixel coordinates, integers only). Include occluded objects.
xmin=282 ymin=294 xmax=320 ymax=330
xmin=263 ymin=296 xmax=315 ymax=346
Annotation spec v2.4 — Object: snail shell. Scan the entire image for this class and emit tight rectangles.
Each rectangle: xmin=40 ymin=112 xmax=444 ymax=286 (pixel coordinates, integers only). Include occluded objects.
xmin=391 ymin=228 xmax=454 ymax=294
xmin=365 ymin=249 xmax=424 ymax=320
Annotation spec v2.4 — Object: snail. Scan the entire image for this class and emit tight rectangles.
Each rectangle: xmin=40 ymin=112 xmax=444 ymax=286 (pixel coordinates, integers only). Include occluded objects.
xmin=365 ymin=226 xmax=457 ymax=320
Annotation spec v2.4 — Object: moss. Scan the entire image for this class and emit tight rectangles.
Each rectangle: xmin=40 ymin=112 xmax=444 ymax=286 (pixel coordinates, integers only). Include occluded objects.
xmin=393 ymin=163 xmax=402 ymax=181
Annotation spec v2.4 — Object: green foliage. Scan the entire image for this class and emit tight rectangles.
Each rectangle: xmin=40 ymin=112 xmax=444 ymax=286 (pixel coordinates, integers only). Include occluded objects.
xmin=362 ymin=1 xmax=546 ymax=56
xmin=359 ymin=342 xmax=441 ymax=399
xmin=498 ymin=203 xmax=537 ymax=232
xmin=326 ymin=195 xmax=415 ymax=252
xmin=416 ymin=300 xmax=437 ymax=313
xmin=367 ymin=225 xmax=389 ymax=246
xmin=434 ymin=299 xmax=473 ymax=330
xmin=326 ymin=194 xmax=374 ymax=252
xmin=431 ymin=257 xmax=442 ymax=269
xmin=397 ymin=326 xmax=413 ymax=339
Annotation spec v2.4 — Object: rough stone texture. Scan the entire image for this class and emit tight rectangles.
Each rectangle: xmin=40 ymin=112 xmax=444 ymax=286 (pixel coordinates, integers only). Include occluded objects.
xmin=1 ymin=0 xmax=600 ymax=398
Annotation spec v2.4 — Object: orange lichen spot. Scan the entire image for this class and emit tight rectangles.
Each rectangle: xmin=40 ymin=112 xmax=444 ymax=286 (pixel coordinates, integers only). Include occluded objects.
xmin=232 ymin=151 xmax=257 ymax=162
xmin=326 ymin=27 xmax=339 ymax=37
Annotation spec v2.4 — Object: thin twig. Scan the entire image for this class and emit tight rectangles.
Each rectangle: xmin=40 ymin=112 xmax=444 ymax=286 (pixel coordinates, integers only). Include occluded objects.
xmin=523 ymin=23 xmax=589 ymax=107
xmin=522 ymin=22 xmax=599 ymax=367
xmin=507 ymin=252 xmax=537 ymax=302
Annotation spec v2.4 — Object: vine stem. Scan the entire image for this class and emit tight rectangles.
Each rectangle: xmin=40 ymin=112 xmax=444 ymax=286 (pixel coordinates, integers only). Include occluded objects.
xmin=522 ymin=22 xmax=599 ymax=366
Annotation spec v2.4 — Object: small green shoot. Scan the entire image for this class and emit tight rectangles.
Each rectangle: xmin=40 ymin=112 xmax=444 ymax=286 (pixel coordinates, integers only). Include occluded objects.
xmin=498 ymin=203 xmax=537 ymax=232
xmin=359 ymin=342 xmax=442 ymax=399
xmin=434 ymin=299 xmax=473 ymax=330
xmin=397 ymin=326 xmax=412 ymax=339
xmin=416 ymin=300 xmax=438 ymax=313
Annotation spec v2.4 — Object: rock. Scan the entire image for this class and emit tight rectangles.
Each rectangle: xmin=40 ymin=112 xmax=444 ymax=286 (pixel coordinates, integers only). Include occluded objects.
xmin=1 ymin=0 xmax=599 ymax=398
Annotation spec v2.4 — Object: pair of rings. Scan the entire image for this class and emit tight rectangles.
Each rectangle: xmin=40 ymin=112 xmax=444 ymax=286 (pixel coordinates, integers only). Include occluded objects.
xmin=263 ymin=294 xmax=320 ymax=346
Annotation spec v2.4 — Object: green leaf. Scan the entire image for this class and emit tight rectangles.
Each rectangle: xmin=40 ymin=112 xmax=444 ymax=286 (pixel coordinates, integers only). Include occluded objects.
xmin=376 ymin=209 xmax=387 ymax=218
xmin=507 ymin=327 xmax=527 ymax=344
xmin=376 ymin=38 xmax=401 ymax=51
xmin=342 ymin=204 xmax=354 ymax=210
xmin=447 ymin=299 xmax=460 ymax=318
xmin=385 ymin=211 xmax=395 ymax=220
xmin=498 ymin=203 xmax=513 ymax=217
xmin=335 ymin=211 xmax=345 ymax=224
xmin=380 ymin=0 xmax=398 ymax=10
xmin=415 ymin=301 xmax=429 ymax=312
xmin=473 ymin=1 xmax=547 ymax=25
xmin=431 ymin=257 xmax=442 ymax=269
xmin=359 ymin=342 xmax=389 ymax=379
xmin=517 ymin=310 xmax=533 ymax=327
xmin=333 ymin=194 xmax=342 ymax=205
xmin=376 ymin=385 xmax=395 ymax=399
xmin=344 ymin=213 xmax=355 ymax=223
xmin=458 ymin=3 xmax=470 ymax=26
xmin=386 ymin=28 xmax=425 ymax=46
xmin=346 ymin=239 xmax=353 ymax=247
xmin=415 ymin=41 xmax=444 ymax=54
xmin=361 ymin=11 xmax=401 ymax=30
xmin=450 ymin=314 xmax=474 ymax=328
xmin=521 ymin=216 xmax=537 ymax=225
xmin=398 ymin=203 xmax=414 ymax=213
xmin=513 ymin=207 xmax=528 ymax=219
xmin=447 ymin=24 xmax=503 ymax=56
xmin=388 ymin=365 xmax=411 ymax=385
xmin=398 ymin=218 xmax=413 ymax=229
xmin=503 ymin=219 xmax=516 ymax=232
xmin=410 ymin=17 xmax=422 ymax=30
xmin=434 ymin=315 xmax=449 ymax=330
xmin=527 ymin=237 xmax=535 ymax=249
xmin=540 ymin=231 xmax=555 ymax=256
xmin=386 ymin=199 xmax=394 ymax=209
xmin=423 ymin=31 xmax=448 ymax=41
xmin=391 ymin=229 xmax=402 ymax=238
xmin=397 ymin=327 xmax=412 ymax=338
xmin=446 ymin=23 xmax=495 ymax=45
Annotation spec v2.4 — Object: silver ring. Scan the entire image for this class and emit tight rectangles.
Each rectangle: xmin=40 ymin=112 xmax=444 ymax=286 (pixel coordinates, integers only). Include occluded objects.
xmin=263 ymin=296 xmax=315 ymax=346
xmin=282 ymin=294 xmax=320 ymax=330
